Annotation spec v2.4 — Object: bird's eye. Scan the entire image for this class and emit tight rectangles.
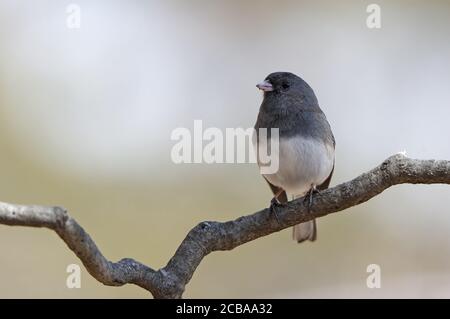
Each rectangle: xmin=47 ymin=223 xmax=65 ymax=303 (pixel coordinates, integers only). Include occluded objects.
xmin=281 ymin=83 xmax=290 ymax=90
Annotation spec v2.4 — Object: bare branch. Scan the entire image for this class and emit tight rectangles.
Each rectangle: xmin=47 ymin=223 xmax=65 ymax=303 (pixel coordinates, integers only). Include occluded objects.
xmin=1 ymin=154 xmax=450 ymax=298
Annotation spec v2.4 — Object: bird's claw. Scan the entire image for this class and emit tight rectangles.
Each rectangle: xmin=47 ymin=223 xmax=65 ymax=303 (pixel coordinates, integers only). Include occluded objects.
xmin=304 ymin=185 xmax=320 ymax=212
xmin=269 ymin=197 xmax=283 ymax=225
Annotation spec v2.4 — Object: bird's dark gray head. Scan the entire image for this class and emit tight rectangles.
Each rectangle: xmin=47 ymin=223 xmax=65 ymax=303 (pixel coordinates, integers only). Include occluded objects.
xmin=256 ymin=72 xmax=319 ymax=108
xmin=255 ymin=71 xmax=333 ymax=144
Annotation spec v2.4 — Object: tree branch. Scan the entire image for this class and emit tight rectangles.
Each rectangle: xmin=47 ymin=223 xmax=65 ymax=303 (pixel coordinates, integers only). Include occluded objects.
xmin=1 ymin=154 xmax=450 ymax=298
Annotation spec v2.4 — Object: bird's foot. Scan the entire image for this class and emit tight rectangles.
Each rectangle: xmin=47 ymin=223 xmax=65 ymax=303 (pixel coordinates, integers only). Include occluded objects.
xmin=269 ymin=197 xmax=284 ymax=225
xmin=304 ymin=185 xmax=320 ymax=212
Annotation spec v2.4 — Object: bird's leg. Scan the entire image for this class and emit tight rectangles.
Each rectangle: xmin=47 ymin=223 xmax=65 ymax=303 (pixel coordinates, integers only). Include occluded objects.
xmin=304 ymin=184 xmax=320 ymax=212
xmin=269 ymin=189 xmax=285 ymax=224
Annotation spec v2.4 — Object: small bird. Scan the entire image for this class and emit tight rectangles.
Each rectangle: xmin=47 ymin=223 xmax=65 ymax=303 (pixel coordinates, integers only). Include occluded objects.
xmin=254 ymin=72 xmax=335 ymax=243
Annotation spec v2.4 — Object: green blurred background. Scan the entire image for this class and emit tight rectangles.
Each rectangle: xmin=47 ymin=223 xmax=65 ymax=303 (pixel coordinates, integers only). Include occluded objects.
xmin=1 ymin=0 xmax=450 ymax=298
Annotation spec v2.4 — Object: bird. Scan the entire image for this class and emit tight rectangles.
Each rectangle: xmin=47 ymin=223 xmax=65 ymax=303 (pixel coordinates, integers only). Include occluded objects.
xmin=254 ymin=72 xmax=335 ymax=243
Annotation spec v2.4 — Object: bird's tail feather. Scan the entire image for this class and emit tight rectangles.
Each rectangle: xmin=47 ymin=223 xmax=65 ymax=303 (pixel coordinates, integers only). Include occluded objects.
xmin=292 ymin=219 xmax=317 ymax=243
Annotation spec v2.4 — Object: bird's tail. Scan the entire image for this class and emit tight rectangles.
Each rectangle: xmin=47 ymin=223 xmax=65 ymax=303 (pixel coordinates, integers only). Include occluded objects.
xmin=292 ymin=219 xmax=317 ymax=243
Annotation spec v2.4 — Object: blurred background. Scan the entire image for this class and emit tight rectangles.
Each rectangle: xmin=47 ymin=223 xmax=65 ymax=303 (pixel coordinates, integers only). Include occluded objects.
xmin=0 ymin=0 xmax=450 ymax=298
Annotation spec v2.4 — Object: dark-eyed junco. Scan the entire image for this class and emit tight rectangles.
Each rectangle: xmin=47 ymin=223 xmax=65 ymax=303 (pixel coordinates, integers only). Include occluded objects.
xmin=254 ymin=72 xmax=335 ymax=243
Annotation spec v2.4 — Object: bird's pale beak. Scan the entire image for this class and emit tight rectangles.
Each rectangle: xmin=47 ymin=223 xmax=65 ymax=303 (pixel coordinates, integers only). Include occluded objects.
xmin=256 ymin=80 xmax=273 ymax=92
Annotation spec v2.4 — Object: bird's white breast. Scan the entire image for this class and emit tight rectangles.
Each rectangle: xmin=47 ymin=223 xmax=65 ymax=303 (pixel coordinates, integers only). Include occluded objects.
xmin=261 ymin=136 xmax=335 ymax=197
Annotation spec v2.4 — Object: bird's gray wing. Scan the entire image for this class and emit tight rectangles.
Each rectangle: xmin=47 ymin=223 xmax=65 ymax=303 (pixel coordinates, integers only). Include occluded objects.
xmin=317 ymin=161 xmax=334 ymax=191
xmin=264 ymin=177 xmax=288 ymax=203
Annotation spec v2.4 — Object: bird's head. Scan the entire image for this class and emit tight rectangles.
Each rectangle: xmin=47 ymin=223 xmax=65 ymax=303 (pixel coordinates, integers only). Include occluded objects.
xmin=256 ymin=72 xmax=311 ymax=96
xmin=256 ymin=72 xmax=318 ymax=108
